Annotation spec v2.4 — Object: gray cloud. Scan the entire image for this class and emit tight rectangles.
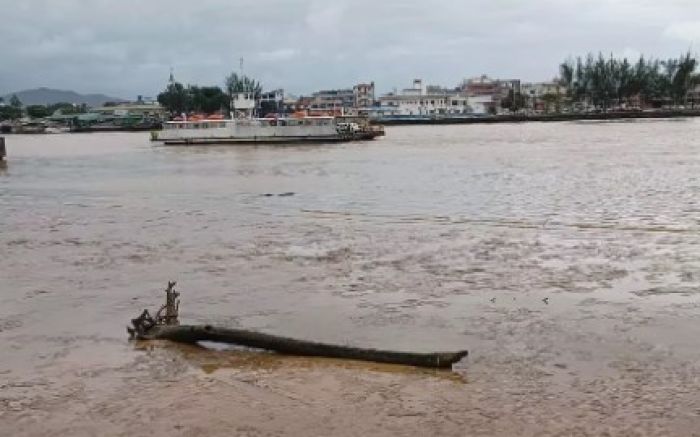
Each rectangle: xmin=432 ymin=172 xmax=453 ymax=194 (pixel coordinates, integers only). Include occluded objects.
xmin=2 ymin=0 xmax=700 ymax=98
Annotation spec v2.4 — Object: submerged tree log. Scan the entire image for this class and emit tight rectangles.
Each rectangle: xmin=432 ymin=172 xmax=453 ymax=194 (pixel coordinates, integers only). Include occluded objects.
xmin=129 ymin=283 xmax=468 ymax=369
xmin=138 ymin=324 xmax=468 ymax=369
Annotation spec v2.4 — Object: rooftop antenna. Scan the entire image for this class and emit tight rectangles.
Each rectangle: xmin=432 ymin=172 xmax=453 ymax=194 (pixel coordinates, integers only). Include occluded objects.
xmin=168 ymin=67 xmax=175 ymax=84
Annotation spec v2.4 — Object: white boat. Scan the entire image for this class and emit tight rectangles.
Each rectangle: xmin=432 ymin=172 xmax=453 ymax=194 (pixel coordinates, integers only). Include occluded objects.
xmin=152 ymin=89 xmax=383 ymax=145
xmin=152 ymin=115 xmax=384 ymax=145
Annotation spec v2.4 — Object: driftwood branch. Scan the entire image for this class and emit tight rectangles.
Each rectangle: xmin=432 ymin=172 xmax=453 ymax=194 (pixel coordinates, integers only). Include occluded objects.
xmin=128 ymin=282 xmax=468 ymax=369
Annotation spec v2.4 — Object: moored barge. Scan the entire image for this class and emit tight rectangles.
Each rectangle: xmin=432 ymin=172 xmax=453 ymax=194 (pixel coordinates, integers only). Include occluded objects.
xmin=152 ymin=115 xmax=384 ymax=145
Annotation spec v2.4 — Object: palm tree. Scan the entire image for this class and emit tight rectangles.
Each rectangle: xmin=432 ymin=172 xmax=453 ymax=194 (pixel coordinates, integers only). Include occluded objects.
xmin=559 ymin=52 xmax=698 ymax=110
xmin=559 ymin=60 xmax=575 ymax=110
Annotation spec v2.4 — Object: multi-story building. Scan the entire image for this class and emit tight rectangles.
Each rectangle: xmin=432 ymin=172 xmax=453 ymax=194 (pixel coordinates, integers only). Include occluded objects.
xmin=353 ymin=82 xmax=375 ymax=108
xmin=92 ymin=102 xmax=166 ymax=119
xmin=461 ymin=76 xmax=522 ymax=113
xmin=309 ymin=88 xmax=355 ymax=111
xmin=259 ymin=89 xmax=285 ymax=115
xmin=376 ymin=79 xmax=471 ymax=117
xmin=462 ymin=75 xmax=520 ymax=98
xmin=521 ymin=81 xmax=564 ymax=98
xmin=521 ymin=81 xmax=566 ymax=112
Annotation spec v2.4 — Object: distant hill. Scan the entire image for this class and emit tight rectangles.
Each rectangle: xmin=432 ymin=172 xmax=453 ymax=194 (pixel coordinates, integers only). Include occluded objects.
xmin=2 ymin=87 xmax=127 ymax=107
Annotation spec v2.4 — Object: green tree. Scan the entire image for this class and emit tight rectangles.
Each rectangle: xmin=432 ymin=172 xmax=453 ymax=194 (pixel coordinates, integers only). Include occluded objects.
xmin=669 ymin=52 xmax=697 ymax=106
xmin=9 ymin=94 xmax=22 ymax=109
xmin=157 ymin=81 xmax=190 ymax=115
xmin=0 ymin=94 xmax=23 ymax=120
xmin=26 ymin=105 xmax=50 ymax=119
xmin=560 ymin=52 xmax=698 ymax=110
xmin=0 ymin=107 xmax=14 ymax=121
xmin=188 ymin=85 xmax=228 ymax=114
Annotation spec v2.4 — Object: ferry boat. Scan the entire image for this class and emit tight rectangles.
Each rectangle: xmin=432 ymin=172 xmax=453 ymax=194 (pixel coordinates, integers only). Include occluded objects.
xmin=152 ymin=89 xmax=383 ymax=145
xmin=152 ymin=115 xmax=385 ymax=145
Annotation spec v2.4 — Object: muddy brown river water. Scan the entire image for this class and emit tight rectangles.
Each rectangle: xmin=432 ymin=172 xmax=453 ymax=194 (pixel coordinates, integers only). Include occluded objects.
xmin=2 ymin=121 xmax=700 ymax=436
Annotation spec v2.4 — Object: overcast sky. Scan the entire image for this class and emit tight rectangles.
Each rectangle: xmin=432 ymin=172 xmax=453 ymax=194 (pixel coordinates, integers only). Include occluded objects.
xmin=2 ymin=0 xmax=700 ymax=98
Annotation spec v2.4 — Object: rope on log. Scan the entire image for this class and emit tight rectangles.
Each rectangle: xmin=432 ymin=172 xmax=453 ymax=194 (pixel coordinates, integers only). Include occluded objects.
xmin=127 ymin=282 xmax=468 ymax=369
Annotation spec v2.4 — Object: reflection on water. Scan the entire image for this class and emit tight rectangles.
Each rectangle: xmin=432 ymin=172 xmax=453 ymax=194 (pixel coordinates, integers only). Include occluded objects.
xmin=2 ymin=121 xmax=700 ymax=435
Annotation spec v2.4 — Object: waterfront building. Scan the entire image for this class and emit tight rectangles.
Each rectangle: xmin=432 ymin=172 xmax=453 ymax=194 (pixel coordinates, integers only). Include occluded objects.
xmin=92 ymin=102 xmax=166 ymax=119
xmin=460 ymin=75 xmax=521 ymax=114
xmin=292 ymin=96 xmax=313 ymax=112
xmin=309 ymin=88 xmax=355 ymax=111
xmin=353 ymin=82 xmax=375 ymax=108
xmin=462 ymin=75 xmax=520 ymax=97
xmin=467 ymin=95 xmax=496 ymax=115
xmin=688 ymin=84 xmax=700 ymax=108
xmin=259 ymin=89 xmax=285 ymax=115
xmin=521 ymin=81 xmax=565 ymax=98
xmin=305 ymin=82 xmax=376 ymax=114
xmin=375 ymin=79 xmax=471 ymax=117
xmin=521 ymin=81 xmax=566 ymax=112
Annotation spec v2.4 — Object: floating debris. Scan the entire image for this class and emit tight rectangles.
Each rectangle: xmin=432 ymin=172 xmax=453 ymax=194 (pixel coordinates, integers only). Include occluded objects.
xmin=128 ymin=282 xmax=468 ymax=369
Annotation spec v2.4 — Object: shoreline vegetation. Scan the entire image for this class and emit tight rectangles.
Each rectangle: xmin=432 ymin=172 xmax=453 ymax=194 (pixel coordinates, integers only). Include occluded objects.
xmin=556 ymin=52 xmax=698 ymax=112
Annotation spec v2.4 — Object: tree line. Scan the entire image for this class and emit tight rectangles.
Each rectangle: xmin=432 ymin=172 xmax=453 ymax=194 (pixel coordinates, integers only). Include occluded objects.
xmin=0 ymin=95 xmax=89 ymax=121
xmin=157 ymin=72 xmax=262 ymax=115
xmin=559 ymin=52 xmax=700 ymax=110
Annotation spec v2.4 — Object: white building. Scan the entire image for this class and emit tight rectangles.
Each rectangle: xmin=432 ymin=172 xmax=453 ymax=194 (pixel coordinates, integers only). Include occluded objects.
xmin=467 ymin=95 xmax=494 ymax=115
xmin=521 ymin=81 xmax=565 ymax=99
xmin=521 ymin=81 xmax=566 ymax=112
xmin=376 ymin=79 xmax=472 ymax=117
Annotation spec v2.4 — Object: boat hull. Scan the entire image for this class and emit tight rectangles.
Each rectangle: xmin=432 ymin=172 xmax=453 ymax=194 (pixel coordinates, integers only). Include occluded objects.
xmin=159 ymin=131 xmax=383 ymax=145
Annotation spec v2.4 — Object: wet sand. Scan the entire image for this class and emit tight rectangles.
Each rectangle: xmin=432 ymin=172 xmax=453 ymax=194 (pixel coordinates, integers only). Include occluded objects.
xmin=2 ymin=121 xmax=700 ymax=436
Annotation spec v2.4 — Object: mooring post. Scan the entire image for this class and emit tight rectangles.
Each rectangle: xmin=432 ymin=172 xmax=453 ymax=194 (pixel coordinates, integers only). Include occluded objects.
xmin=0 ymin=137 xmax=5 ymax=161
